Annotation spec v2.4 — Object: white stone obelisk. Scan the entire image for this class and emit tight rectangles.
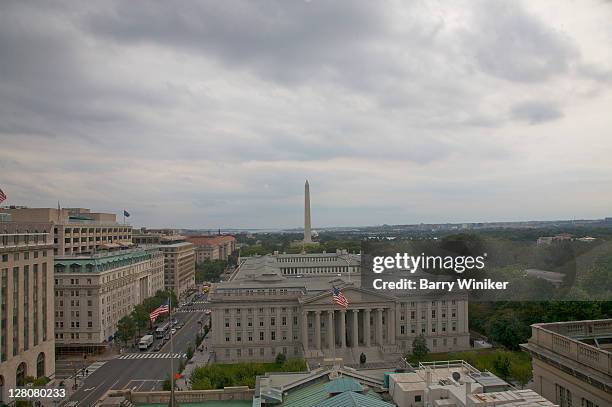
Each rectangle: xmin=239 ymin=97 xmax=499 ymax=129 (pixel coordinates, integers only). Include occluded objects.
xmin=304 ymin=180 xmax=312 ymax=243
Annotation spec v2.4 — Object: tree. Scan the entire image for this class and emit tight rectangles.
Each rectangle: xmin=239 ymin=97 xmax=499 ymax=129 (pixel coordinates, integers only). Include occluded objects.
xmin=186 ymin=346 xmax=194 ymax=360
xmin=131 ymin=304 xmax=150 ymax=336
xmin=487 ymin=311 xmax=530 ymax=350
xmin=511 ymin=362 xmax=532 ymax=389
xmin=275 ymin=352 xmax=286 ymax=365
xmin=116 ymin=315 xmax=136 ymax=345
xmin=493 ymin=353 xmax=511 ymax=380
xmin=411 ymin=334 xmax=429 ymax=360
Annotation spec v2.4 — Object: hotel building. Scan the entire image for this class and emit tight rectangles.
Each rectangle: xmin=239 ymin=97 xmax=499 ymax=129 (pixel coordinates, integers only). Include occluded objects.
xmin=521 ymin=319 xmax=612 ymax=407
xmin=208 ymin=252 xmax=470 ymax=365
xmin=0 ymin=207 xmax=133 ymax=256
xmin=53 ymin=248 xmax=164 ymax=353
xmin=0 ymin=219 xmax=55 ymax=403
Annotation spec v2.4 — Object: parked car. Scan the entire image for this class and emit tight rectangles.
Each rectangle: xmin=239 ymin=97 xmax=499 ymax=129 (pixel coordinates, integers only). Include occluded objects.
xmin=171 ymin=328 xmax=177 ymax=335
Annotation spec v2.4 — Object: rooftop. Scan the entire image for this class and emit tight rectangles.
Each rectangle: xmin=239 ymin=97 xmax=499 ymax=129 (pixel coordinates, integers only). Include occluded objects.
xmin=521 ymin=319 xmax=612 ymax=396
xmin=186 ymin=235 xmax=236 ymax=246
xmin=54 ymin=248 xmax=160 ymax=273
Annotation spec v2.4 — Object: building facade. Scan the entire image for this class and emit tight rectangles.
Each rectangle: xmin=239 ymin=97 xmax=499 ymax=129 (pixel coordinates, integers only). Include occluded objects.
xmin=521 ymin=319 xmax=612 ymax=407
xmin=209 ymin=253 xmax=470 ymax=365
xmin=159 ymin=242 xmax=196 ymax=296
xmin=0 ymin=207 xmax=133 ymax=256
xmin=185 ymin=235 xmax=236 ymax=263
xmin=53 ymin=248 xmax=164 ymax=353
xmin=0 ymin=221 xmax=55 ymax=403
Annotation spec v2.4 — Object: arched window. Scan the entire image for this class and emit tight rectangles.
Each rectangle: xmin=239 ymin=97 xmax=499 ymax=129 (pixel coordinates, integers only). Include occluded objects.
xmin=37 ymin=352 xmax=45 ymax=378
xmin=16 ymin=362 xmax=27 ymax=386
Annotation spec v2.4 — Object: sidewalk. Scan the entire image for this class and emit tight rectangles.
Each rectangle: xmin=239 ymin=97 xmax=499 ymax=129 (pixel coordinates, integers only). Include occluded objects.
xmin=175 ymin=341 xmax=212 ymax=390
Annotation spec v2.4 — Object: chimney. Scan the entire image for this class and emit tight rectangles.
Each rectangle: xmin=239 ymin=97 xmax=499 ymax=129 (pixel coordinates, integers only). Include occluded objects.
xmin=466 ymin=381 xmax=472 ymax=397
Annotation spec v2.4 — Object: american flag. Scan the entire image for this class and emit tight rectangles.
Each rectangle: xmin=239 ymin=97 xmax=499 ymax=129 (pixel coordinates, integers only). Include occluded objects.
xmin=149 ymin=301 xmax=170 ymax=322
xmin=0 ymin=188 xmax=6 ymax=204
xmin=332 ymin=286 xmax=348 ymax=308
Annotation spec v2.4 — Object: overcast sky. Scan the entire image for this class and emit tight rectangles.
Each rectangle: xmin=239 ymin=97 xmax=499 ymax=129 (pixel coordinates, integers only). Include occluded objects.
xmin=1 ymin=0 xmax=612 ymax=229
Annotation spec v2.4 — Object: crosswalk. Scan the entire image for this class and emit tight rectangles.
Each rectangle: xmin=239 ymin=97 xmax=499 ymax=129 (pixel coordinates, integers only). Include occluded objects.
xmin=118 ymin=352 xmax=186 ymax=360
xmin=83 ymin=361 xmax=107 ymax=376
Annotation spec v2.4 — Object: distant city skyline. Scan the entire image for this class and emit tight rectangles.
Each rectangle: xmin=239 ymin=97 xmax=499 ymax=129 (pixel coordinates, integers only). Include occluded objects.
xmin=1 ymin=1 xmax=612 ymax=229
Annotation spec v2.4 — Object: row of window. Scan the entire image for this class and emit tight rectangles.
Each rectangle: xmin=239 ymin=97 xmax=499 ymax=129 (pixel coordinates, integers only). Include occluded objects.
xmin=1 ymin=251 xmax=49 ymax=262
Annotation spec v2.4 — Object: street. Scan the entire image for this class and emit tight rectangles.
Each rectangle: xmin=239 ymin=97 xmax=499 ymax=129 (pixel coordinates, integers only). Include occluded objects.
xmin=65 ymin=297 xmax=210 ymax=406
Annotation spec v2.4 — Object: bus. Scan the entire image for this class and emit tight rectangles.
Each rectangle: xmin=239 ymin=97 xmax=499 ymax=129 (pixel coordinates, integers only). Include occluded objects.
xmin=155 ymin=322 xmax=170 ymax=339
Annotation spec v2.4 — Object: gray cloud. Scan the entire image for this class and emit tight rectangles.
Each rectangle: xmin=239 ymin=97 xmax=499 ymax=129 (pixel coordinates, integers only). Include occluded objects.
xmin=1 ymin=1 xmax=612 ymax=228
xmin=510 ymin=101 xmax=564 ymax=124
xmin=465 ymin=0 xmax=578 ymax=83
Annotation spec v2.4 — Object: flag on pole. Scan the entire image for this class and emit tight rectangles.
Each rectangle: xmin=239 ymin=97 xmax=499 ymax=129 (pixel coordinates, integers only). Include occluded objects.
xmin=149 ymin=301 xmax=169 ymax=321
xmin=332 ymin=286 xmax=348 ymax=308
xmin=123 ymin=210 xmax=130 ymax=217
xmin=0 ymin=188 xmax=6 ymax=204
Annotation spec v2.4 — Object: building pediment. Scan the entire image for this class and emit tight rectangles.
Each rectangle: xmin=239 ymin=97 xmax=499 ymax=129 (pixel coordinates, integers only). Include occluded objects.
xmin=301 ymin=286 xmax=397 ymax=307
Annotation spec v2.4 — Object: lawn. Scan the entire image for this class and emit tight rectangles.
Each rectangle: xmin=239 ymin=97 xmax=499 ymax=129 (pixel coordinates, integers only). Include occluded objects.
xmin=190 ymin=358 xmax=307 ymax=390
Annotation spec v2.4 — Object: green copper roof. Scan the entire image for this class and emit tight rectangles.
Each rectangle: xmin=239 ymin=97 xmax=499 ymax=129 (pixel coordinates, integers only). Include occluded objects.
xmin=54 ymin=249 xmax=155 ymax=273
xmin=325 ymin=378 xmax=363 ymax=395
xmin=314 ymin=392 xmax=394 ymax=407
xmin=282 ymin=381 xmax=328 ymax=407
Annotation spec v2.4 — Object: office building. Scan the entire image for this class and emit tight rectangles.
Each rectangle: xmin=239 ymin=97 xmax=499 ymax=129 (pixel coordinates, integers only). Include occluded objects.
xmin=521 ymin=319 xmax=612 ymax=407
xmin=53 ymin=248 xmax=164 ymax=353
xmin=0 ymin=207 xmax=133 ymax=256
xmin=0 ymin=220 xmax=55 ymax=402
xmin=208 ymin=252 xmax=470 ymax=364
xmin=185 ymin=235 xmax=236 ymax=263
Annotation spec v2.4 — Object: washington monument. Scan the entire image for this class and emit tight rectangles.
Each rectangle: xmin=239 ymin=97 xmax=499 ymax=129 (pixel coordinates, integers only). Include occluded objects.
xmin=304 ymin=180 xmax=312 ymax=243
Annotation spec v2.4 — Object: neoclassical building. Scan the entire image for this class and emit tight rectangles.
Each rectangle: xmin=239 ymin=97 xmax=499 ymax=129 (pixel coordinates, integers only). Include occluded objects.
xmin=209 ymin=252 xmax=469 ymax=364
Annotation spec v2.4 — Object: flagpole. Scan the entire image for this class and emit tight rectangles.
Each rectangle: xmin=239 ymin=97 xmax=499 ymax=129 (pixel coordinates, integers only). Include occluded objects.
xmin=169 ymin=297 xmax=174 ymax=407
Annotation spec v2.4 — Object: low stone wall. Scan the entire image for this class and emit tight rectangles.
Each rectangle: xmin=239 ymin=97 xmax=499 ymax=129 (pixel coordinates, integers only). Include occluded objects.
xmin=126 ymin=387 xmax=254 ymax=404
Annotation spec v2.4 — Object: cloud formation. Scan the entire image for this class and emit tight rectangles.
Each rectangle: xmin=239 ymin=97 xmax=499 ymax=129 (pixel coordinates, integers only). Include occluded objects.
xmin=1 ymin=0 xmax=612 ymax=228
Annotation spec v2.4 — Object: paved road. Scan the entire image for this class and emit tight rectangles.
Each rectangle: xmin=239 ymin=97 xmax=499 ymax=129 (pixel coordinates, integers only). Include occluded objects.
xmin=66 ymin=299 xmax=209 ymax=406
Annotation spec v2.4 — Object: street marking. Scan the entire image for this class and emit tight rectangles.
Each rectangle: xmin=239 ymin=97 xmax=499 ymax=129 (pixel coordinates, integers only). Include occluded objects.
xmin=118 ymin=352 xmax=186 ymax=360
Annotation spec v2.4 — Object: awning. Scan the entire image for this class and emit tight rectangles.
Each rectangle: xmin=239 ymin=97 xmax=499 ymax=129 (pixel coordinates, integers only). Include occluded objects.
xmin=100 ymin=243 xmax=120 ymax=249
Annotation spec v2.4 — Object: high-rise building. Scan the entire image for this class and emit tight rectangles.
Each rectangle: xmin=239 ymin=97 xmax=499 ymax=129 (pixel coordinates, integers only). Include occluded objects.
xmin=304 ymin=180 xmax=312 ymax=243
xmin=133 ymin=231 xmax=196 ymax=296
xmin=53 ymin=248 xmax=164 ymax=353
xmin=0 ymin=207 xmax=133 ymax=256
xmin=0 ymin=220 xmax=55 ymax=402
xmin=521 ymin=319 xmax=611 ymax=407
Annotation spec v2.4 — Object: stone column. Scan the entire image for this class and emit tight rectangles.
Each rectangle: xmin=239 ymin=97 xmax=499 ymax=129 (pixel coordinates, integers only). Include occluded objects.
xmin=352 ymin=309 xmax=359 ymax=347
xmin=302 ymin=310 xmax=309 ymax=352
xmin=376 ymin=308 xmax=384 ymax=345
xmin=387 ymin=308 xmax=396 ymax=345
xmin=327 ymin=310 xmax=334 ymax=349
xmin=340 ymin=309 xmax=346 ymax=348
xmin=314 ymin=311 xmax=321 ymax=350
xmin=364 ymin=309 xmax=371 ymax=347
